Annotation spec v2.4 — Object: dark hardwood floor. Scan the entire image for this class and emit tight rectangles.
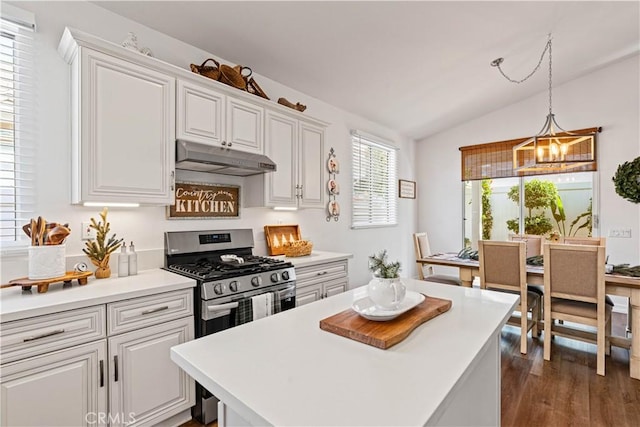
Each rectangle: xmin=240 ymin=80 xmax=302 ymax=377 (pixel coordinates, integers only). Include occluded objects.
xmin=180 ymin=313 xmax=640 ymax=427
xmin=501 ymin=312 xmax=640 ymax=426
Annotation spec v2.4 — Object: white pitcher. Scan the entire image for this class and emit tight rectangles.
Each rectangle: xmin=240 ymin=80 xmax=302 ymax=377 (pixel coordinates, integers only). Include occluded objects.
xmin=367 ymin=276 xmax=406 ymax=309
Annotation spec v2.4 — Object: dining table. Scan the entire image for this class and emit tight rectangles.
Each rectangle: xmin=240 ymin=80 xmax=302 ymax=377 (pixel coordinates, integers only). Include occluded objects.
xmin=418 ymin=253 xmax=640 ymax=380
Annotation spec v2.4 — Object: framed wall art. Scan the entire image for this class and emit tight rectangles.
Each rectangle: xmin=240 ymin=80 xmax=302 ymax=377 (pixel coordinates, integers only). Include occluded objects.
xmin=399 ymin=179 xmax=416 ymax=199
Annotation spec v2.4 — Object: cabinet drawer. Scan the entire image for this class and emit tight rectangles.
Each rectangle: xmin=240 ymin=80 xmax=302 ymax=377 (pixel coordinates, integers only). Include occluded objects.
xmin=107 ymin=289 xmax=193 ymax=335
xmin=295 ymin=261 xmax=348 ymax=286
xmin=0 ymin=306 xmax=106 ymax=364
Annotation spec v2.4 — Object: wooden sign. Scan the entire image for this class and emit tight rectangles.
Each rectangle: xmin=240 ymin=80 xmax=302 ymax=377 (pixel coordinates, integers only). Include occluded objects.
xmin=168 ymin=182 xmax=240 ymax=219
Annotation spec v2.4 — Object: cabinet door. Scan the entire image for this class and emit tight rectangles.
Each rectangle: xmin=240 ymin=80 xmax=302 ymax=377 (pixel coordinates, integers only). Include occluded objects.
xmin=176 ymin=80 xmax=225 ymax=146
xmin=298 ymin=122 xmax=325 ymax=208
xmin=324 ymin=278 xmax=349 ymax=299
xmin=1 ymin=341 xmax=107 ymax=427
xmin=108 ymin=317 xmax=194 ymax=427
xmin=295 ymin=260 xmax=349 ymax=286
xmin=226 ymin=97 xmax=263 ymax=153
xmin=264 ymin=111 xmax=298 ymax=207
xmin=78 ymin=49 xmax=175 ymax=205
xmin=295 ymin=283 xmax=323 ymax=307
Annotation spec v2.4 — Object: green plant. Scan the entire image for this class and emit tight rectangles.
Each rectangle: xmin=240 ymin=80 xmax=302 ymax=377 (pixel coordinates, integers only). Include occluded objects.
xmin=481 ymin=179 xmax=493 ymax=240
xmin=506 ymin=179 xmax=557 ymax=235
xmin=612 ymin=157 xmax=640 ymax=204
xmin=568 ymin=198 xmax=593 ymax=237
xmin=368 ymin=250 xmax=401 ymax=278
xmin=550 ymin=194 xmax=566 ymax=236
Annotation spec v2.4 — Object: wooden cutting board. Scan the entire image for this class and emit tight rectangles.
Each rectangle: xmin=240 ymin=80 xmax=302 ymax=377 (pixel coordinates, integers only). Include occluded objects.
xmin=319 ymin=295 xmax=452 ymax=349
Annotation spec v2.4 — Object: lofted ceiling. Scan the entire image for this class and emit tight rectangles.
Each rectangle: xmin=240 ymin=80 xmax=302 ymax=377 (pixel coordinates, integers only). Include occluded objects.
xmin=93 ymin=1 xmax=640 ymax=141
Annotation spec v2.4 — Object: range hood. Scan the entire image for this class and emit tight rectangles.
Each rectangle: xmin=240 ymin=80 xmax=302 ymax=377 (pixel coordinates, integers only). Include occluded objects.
xmin=175 ymin=140 xmax=276 ymax=176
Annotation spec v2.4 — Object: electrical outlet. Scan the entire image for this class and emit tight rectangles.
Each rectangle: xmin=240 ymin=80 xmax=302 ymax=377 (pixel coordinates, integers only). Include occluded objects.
xmin=82 ymin=221 xmax=97 ymax=240
xmin=609 ymin=228 xmax=632 ymax=238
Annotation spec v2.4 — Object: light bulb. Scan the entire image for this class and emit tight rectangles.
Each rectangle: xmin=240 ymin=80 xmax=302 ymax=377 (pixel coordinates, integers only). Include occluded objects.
xmin=550 ymin=142 xmax=559 ymax=160
xmin=560 ymin=143 xmax=568 ymax=161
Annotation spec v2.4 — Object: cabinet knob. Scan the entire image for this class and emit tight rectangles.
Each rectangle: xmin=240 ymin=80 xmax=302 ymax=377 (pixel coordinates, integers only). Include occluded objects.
xmin=227 ymin=142 xmax=232 ymax=147
xmin=222 ymin=141 xmax=227 ymax=146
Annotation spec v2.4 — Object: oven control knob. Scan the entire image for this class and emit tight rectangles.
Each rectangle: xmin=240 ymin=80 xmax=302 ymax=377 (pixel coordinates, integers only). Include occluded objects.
xmin=213 ymin=283 xmax=223 ymax=295
xmin=270 ymin=272 xmax=279 ymax=283
xmin=251 ymin=276 xmax=262 ymax=287
xmin=229 ymin=281 xmax=238 ymax=292
xmin=282 ymin=271 xmax=290 ymax=281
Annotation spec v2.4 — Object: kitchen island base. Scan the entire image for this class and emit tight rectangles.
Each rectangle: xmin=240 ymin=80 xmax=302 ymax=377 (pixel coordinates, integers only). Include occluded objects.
xmin=171 ymin=280 xmax=517 ymax=426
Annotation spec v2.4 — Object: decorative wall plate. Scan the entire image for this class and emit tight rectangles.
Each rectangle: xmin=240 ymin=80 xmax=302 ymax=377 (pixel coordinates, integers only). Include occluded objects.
xmin=328 ymin=157 xmax=340 ymax=174
xmin=328 ymin=200 xmax=340 ymax=216
xmin=328 ymin=179 xmax=340 ymax=195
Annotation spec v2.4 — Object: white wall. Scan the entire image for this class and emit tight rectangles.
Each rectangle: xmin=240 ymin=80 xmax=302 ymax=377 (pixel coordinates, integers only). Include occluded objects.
xmin=0 ymin=1 xmax=418 ymax=287
xmin=417 ymin=54 xmax=640 ymax=282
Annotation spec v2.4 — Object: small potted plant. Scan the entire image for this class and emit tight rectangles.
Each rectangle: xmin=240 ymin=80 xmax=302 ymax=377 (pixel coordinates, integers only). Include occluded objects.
xmin=82 ymin=208 xmax=123 ymax=279
xmin=367 ymin=250 xmax=406 ymax=309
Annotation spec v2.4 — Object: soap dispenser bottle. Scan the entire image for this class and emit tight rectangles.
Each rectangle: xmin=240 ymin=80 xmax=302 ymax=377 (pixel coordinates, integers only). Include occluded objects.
xmin=128 ymin=241 xmax=138 ymax=275
xmin=118 ymin=243 xmax=129 ymax=277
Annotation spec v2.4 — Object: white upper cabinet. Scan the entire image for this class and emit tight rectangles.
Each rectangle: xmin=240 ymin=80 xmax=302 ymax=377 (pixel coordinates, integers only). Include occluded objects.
xmin=264 ymin=112 xmax=298 ymax=205
xmin=59 ymin=29 xmax=175 ymax=205
xmin=176 ymin=80 xmax=225 ymax=146
xmin=298 ymin=121 xmax=325 ymax=208
xmin=246 ymin=110 xmax=326 ymax=208
xmin=177 ymin=79 xmax=264 ymax=154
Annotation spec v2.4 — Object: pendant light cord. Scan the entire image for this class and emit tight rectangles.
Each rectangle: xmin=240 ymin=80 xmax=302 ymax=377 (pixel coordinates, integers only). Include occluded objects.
xmin=491 ymin=34 xmax=553 ymax=87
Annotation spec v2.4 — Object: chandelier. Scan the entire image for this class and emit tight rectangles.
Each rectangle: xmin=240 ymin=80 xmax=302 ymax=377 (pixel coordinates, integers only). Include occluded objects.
xmin=491 ymin=34 xmax=598 ymax=172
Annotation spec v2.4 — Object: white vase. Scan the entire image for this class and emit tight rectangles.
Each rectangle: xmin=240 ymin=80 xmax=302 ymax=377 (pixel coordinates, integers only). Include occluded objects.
xmin=367 ymin=276 xmax=406 ymax=309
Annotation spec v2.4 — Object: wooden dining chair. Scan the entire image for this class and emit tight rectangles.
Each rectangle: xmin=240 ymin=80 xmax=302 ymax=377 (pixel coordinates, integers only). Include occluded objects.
xmin=561 ymin=236 xmax=606 ymax=246
xmin=478 ymin=240 xmax=540 ymax=354
xmin=413 ymin=232 xmax=462 ymax=286
xmin=508 ymin=233 xmax=543 ymax=257
xmin=543 ymin=243 xmax=611 ymax=376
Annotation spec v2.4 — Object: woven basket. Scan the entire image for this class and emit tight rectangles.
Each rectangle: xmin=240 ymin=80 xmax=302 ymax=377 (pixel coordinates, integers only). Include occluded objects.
xmin=282 ymin=240 xmax=313 ymax=257
xmin=219 ymin=64 xmax=252 ymax=90
xmin=190 ymin=58 xmax=221 ymax=81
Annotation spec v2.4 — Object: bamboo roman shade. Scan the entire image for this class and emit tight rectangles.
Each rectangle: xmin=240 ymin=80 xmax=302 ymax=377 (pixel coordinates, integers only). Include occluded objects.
xmin=459 ymin=127 xmax=599 ymax=181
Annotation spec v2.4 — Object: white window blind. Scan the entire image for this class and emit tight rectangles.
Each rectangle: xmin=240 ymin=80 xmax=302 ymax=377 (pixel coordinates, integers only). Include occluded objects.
xmin=351 ymin=131 xmax=397 ymax=228
xmin=0 ymin=6 xmax=35 ymax=247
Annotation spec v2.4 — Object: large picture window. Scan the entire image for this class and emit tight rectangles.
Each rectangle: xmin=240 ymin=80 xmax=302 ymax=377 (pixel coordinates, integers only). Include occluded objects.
xmin=351 ymin=131 xmax=397 ymax=229
xmin=461 ymin=134 xmax=598 ymax=249
xmin=0 ymin=6 xmax=35 ymax=247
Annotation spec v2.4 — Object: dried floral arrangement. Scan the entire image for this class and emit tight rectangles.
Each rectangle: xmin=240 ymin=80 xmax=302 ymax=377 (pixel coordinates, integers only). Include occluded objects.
xmin=82 ymin=208 xmax=123 ymax=278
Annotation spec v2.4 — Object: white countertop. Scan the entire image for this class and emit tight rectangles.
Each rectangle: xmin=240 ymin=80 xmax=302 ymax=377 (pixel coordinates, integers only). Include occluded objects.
xmin=170 ymin=278 xmax=518 ymax=426
xmin=278 ymin=250 xmax=352 ymax=268
xmin=0 ymin=269 xmax=196 ymax=323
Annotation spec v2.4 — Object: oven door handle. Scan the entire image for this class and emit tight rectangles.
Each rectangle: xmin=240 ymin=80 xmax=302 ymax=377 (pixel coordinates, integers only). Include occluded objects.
xmin=206 ymin=302 xmax=239 ymax=313
xmin=274 ymin=287 xmax=295 ymax=300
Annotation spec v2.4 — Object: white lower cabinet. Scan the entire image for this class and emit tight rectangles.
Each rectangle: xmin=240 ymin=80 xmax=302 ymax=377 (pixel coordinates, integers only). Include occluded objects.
xmin=0 ymin=289 xmax=194 ymax=427
xmin=1 ymin=340 xmax=107 ymax=427
xmin=108 ymin=317 xmax=193 ymax=427
xmin=295 ymin=260 xmax=349 ymax=307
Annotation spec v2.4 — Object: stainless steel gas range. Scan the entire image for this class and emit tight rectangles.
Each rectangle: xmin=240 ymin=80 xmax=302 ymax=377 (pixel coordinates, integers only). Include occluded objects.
xmin=164 ymin=229 xmax=296 ymax=424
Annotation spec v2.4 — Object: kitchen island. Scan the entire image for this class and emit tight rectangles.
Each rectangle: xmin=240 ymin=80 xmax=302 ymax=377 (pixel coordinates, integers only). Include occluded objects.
xmin=170 ymin=279 xmax=519 ymax=426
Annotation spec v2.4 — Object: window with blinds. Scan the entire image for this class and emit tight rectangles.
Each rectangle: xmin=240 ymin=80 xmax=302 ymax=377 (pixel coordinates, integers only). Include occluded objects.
xmin=459 ymin=127 xmax=599 ymax=181
xmin=1 ymin=6 xmax=35 ymax=246
xmin=351 ymin=131 xmax=397 ymax=228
